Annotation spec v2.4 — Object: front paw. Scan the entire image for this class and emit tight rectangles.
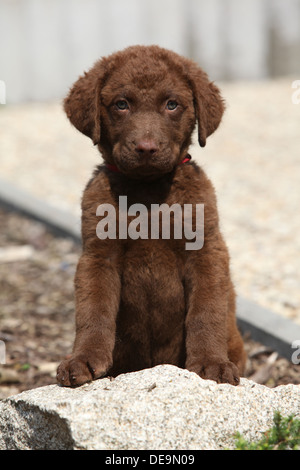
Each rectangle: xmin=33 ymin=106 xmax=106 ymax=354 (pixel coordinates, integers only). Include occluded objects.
xmin=187 ymin=360 xmax=240 ymax=386
xmin=56 ymin=352 xmax=111 ymax=387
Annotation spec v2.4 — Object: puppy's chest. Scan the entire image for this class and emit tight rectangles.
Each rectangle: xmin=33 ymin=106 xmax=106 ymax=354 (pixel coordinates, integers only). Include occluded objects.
xmin=121 ymin=239 xmax=185 ymax=311
xmin=111 ymin=186 xmax=199 ymax=245
xmin=119 ymin=241 xmax=186 ymax=360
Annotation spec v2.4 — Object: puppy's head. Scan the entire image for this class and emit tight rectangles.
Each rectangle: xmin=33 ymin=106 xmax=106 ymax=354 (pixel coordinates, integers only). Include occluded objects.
xmin=64 ymin=45 xmax=224 ymax=177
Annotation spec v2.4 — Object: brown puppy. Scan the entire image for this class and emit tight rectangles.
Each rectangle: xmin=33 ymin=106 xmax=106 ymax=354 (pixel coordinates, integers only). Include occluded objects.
xmin=57 ymin=45 xmax=246 ymax=387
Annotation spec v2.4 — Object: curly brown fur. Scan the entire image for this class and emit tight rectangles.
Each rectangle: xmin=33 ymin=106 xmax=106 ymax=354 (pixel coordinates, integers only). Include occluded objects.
xmin=57 ymin=45 xmax=246 ymax=387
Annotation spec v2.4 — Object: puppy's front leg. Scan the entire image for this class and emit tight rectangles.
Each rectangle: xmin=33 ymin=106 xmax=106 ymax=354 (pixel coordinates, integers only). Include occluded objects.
xmin=184 ymin=240 xmax=240 ymax=385
xmin=57 ymin=253 xmax=120 ymax=386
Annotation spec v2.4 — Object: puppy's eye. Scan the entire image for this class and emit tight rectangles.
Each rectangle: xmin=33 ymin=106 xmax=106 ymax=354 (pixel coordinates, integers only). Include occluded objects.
xmin=115 ymin=100 xmax=129 ymax=110
xmin=166 ymin=100 xmax=178 ymax=111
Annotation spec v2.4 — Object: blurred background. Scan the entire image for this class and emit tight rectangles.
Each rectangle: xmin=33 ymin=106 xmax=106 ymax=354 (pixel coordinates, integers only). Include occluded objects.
xmin=0 ymin=0 xmax=300 ymax=393
xmin=1 ymin=0 xmax=300 ymax=102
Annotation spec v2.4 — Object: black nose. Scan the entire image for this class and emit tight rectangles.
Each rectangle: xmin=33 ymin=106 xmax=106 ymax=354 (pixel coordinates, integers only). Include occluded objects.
xmin=135 ymin=139 xmax=158 ymax=157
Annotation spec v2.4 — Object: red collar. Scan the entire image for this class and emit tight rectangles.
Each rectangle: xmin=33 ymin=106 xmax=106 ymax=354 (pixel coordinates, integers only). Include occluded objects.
xmin=105 ymin=154 xmax=191 ymax=173
xmin=180 ymin=154 xmax=192 ymax=165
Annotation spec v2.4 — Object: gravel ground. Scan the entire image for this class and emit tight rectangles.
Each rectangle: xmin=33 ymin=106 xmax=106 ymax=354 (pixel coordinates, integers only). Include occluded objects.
xmin=0 ymin=208 xmax=299 ymax=399
xmin=0 ymin=79 xmax=299 ymax=326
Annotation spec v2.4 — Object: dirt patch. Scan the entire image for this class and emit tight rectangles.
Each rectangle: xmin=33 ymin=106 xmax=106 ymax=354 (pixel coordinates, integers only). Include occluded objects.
xmin=0 ymin=207 xmax=299 ymax=399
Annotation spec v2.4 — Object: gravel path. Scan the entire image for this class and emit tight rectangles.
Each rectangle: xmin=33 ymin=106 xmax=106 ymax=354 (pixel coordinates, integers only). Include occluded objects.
xmin=0 ymin=79 xmax=299 ymax=324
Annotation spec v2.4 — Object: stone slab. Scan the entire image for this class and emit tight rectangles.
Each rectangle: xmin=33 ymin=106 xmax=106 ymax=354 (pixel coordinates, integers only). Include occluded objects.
xmin=0 ymin=365 xmax=299 ymax=450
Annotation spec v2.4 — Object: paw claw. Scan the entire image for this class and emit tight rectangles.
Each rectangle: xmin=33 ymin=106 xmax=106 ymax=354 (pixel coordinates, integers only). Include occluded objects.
xmin=57 ymin=353 xmax=110 ymax=387
xmin=187 ymin=360 xmax=240 ymax=386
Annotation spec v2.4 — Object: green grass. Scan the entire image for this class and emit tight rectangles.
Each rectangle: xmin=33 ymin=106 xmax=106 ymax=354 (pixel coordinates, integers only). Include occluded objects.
xmin=233 ymin=411 xmax=300 ymax=450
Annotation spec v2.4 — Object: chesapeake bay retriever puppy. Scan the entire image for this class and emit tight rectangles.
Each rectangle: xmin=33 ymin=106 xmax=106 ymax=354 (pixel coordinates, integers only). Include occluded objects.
xmin=57 ymin=45 xmax=246 ymax=387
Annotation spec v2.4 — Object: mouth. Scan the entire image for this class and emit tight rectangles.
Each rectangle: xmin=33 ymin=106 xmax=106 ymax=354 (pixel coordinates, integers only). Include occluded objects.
xmin=117 ymin=161 xmax=174 ymax=179
xmin=112 ymin=144 xmax=179 ymax=178
xmin=112 ymin=145 xmax=180 ymax=178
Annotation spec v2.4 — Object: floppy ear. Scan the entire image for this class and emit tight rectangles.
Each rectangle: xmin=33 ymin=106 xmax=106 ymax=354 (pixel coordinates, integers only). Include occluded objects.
xmin=64 ymin=60 xmax=105 ymax=145
xmin=186 ymin=64 xmax=225 ymax=148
